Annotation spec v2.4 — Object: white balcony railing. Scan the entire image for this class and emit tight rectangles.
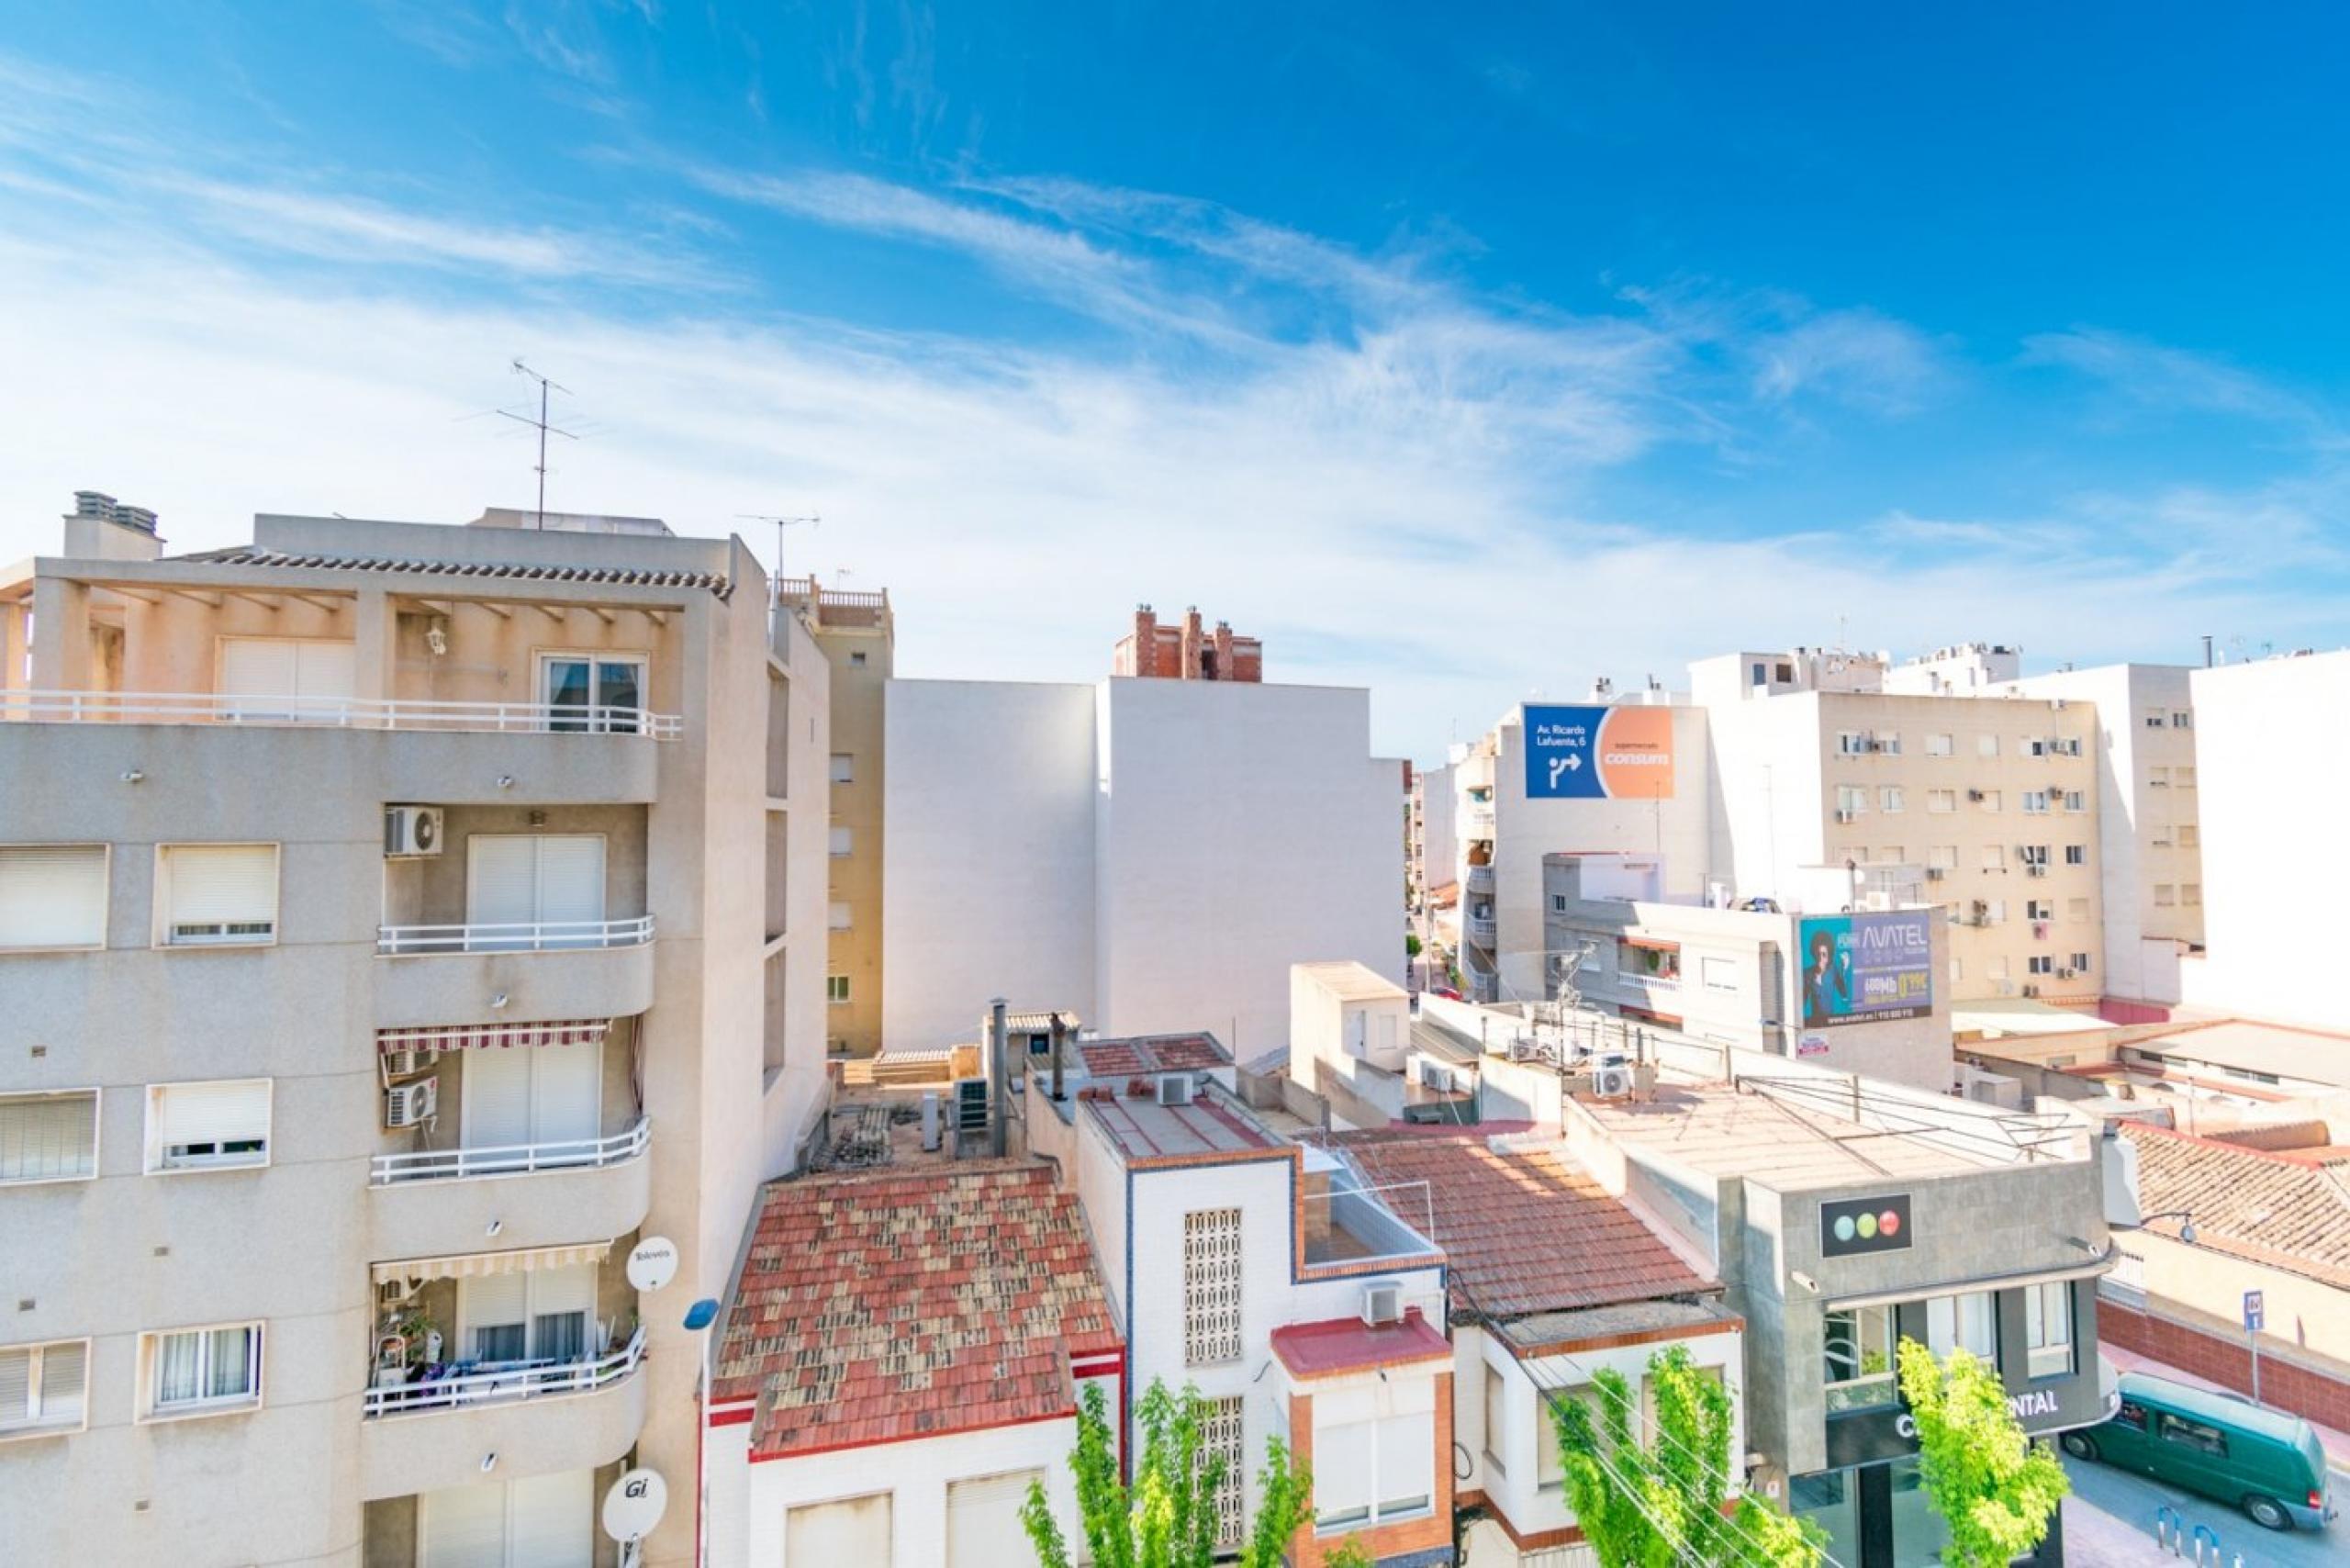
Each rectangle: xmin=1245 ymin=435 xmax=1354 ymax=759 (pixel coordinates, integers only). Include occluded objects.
xmin=371 ymin=1117 xmax=650 ymax=1186
xmin=0 ymin=689 xmax=681 ymax=739
xmin=1465 ymin=915 xmax=1499 ymax=946
xmin=363 ymin=1326 xmax=646 ymax=1418
xmin=1463 ymin=864 xmax=1496 ymax=895
xmin=376 ymin=915 xmax=655 ymax=956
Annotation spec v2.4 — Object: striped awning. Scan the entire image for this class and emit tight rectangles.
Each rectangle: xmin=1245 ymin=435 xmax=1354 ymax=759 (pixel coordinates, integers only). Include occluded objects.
xmin=372 ymin=1240 xmax=613 ymax=1286
xmin=377 ymin=1018 xmax=610 ymax=1054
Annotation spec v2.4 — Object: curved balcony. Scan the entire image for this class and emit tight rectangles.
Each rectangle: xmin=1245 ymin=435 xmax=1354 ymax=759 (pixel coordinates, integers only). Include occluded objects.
xmin=368 ymin=1121 xmax=653 ymax=1260
xmin=374 ymin=932 xmax=655 ymax=1031
xmin=1465 ymin=913 xmax=1498 ymax=946
xmin=357 ymin=1329 xmax=648 ymax=1502
xmin=1463 ymin=863 xmax=1495 ymax=897
xmin=0 ymin=689 xmax=680 ymax=738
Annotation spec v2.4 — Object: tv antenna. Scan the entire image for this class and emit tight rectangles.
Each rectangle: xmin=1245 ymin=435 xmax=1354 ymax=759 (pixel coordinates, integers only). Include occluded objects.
xmin=500 ymin=360 xmax=579 ymax=529
xmin=738 ymin=514 xmax=821 ymax=583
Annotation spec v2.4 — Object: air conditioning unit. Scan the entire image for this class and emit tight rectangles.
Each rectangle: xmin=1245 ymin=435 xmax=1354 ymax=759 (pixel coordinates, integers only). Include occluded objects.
xmin=2057 ymin=968 xmax=2077 ymax=980
xmin=377 ymin=1276 xmax=419 ymax=1311
xmin=384 ymin=805 xmax=444 ymax=857
xmin=1833 ymin=809 xmax=1858 ymax=823
xmin=2021 ymin=984 xmax=2042 ymax=999
xmin=1925 ymin=868 xmax=1946 ymax=880
xmin=2027 ymin=865 xmax=2048 ymax=878
xmin=1156 ymin=1074 xmax=1195 ymax=1107
xmin=1593 ymin=1064 xmax=1635 ymax=1099
xmin=380 ymin=1047 xmax=432 ymax=1082
xmin=1967 ymin=790 xmax=1986 ymax=802
xmin=384 ymin=1079 xmax=437 ymax=1128
xmin=1418 ymin=1060 xmax=1454 ymax=1092
xmin=1360 ymin=1281 xmax=1403 ymax=1327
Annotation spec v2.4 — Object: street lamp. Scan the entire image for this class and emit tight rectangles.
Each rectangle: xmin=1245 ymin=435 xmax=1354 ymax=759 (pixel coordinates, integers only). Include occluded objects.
xmin=684 ymin=1297 xmax=721 ymax=1568
xmin=2129 ymin=1209 xmax=2199 ymax=1245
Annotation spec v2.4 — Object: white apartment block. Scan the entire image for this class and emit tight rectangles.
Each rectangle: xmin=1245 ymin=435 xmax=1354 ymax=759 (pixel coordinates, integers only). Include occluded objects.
xmin=2178 ymin=649 xmax=2349 ymax=1031
xmin=1992 ymin=664 xmax=2204 ymax=1004
xmin=1695 ymin=648 xmax=2105 ymax=1009
xmin=0 ymin=498 xmax=832 ymax=1567
xmin=880 ymin=674 xmax=1403 ymax=1055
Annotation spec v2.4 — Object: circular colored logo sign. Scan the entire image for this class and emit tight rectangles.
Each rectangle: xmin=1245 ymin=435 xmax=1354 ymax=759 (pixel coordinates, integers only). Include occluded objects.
xmin=1834 ymin=1215 xmax=1856 ymax=1242
xmin=1855 ymin=1212 xmax=1878 ymax=1239
xmin=1595 ymin=707 xmax=1675 ymax=799
xmin=1877 ymin=1210 xmax=1901 ymax=1238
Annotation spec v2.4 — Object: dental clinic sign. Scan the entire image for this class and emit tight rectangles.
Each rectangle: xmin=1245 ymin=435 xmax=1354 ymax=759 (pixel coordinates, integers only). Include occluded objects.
xmin=1897 ymin=1389 xmax=2062 ymax=1439
xmin=1523 ymin=704 xmax=1676 ymax=800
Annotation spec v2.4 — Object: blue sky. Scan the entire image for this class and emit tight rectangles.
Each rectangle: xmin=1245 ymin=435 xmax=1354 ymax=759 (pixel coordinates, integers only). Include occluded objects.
xmin=1 ymin=3 xmax=2344 ymax=754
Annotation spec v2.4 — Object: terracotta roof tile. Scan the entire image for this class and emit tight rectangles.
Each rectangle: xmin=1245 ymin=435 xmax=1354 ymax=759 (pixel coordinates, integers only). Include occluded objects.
xmin=1326 ymin=1130 xmax=1715 ymax=1320
xmin=2122 ymin=1124 xmax=2350 ymax=1290
xmin=715 ymin=1161 xmax=1120 ymax=1459
xmin=1074 ymin=1032 xmax=1232 ymax=1078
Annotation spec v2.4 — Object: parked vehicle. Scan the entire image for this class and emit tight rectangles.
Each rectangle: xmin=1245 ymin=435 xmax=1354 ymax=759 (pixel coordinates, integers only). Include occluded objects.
xmin=2062 ymin=1372 xmax=2334 ymax=1531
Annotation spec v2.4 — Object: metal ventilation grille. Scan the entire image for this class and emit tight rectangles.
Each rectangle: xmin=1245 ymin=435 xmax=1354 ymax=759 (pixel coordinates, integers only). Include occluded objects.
xmin=1181 ymin=1207 xmax=1243 ymax=1366
xmin=1201 ymin=1394 xmax=1246 ymax=1549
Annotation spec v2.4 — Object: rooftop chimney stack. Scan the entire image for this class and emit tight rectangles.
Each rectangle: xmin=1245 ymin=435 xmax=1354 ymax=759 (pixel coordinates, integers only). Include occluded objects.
xmin=63 ymin=490 xmax=164 ymax=562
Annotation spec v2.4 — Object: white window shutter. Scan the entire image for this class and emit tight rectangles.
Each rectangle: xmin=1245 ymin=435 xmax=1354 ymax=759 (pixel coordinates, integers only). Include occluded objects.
xmin=1314 ymin=1420 xmax=1373 ymax=1518
xmin=0 ymin=1092 xmax=98 ymax=1182
xmin=164 ymin=845 xmax=277 ymax=927
xmin=946 ymin=1470 xmax=1047 ymax=1566
xmin=219 ymin=638 xmax=297 ymax=699
xmin=465 ymin=836 xmax=539 ymax=928
xmin=418 ymin=1479 xmax=508 ymax=1568
xmin=528 ymin=1040 xmax=600 ymax=1146
xmin=460 ymin=1273 xmax=528 ymax=1347
xmin=507 ymin=1469 xmax=594 ymax=1568
xmin=788 ymin=1495 xmax=893 ymax=1562
xmin=295 ymin=641 xmax=356 ymax=702
xmin=152 ymin=1080 xmax=270 ymax=1158
xmin=528 ymin=1261 xmax=597 ymax=1325
xmin=462 ymin=1048 xmax=533 ymax=1150
xmin=1376 ymin=1411 xmax=1435 ymax=1514
xmin=532 ymin=836 xmax=605 ymax=926
xmin=0 ymin=846 xmax=107 ymax=948
xmin=0 ymin=1348 xmax=29 ymax=1425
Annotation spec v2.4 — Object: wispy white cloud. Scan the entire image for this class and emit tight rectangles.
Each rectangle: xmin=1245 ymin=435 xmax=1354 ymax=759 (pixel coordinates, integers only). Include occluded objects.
xmin=2022 ymin=328 xmax=2342 ymax=447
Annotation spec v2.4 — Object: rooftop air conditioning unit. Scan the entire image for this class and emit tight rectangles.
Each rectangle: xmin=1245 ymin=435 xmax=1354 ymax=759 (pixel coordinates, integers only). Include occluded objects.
xmin=1156 ymin=1074 xmax=1195 ymax=1107
xmin=384 ymin=805 xmax=443 ymax=857
xmin=383 ymin=1079 xmax=437 ymax=1129
xmin=1419 ymin=1060 xmax=1454 ymax=1093
xmin=1360 ymin=1281 xmax=1404 ymax=1327
xmin=1593 ymin=1063 xmax=1635 ymax=1099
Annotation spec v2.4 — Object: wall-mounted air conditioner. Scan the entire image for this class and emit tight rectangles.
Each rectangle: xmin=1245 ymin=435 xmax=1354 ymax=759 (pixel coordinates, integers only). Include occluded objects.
xmin=1360 ymin=1281 xmax=1403 ymax=1327
xmin=384 ymin=1079 xmax=437 ymax=1128
xmin=2021 ymin=984 xmax=2042 ymax=999
xmin=2057 ymin=968 xmax=2077 ymax=980
xmin=380 ymin=1047 xmax=431 ymax=1082
xmin=384 ymin=805 xmax=444 ymax=857
xmin=1925 ymin=868 xmax=1946 ymax=880
xmin=378 ymin=1276 xmax=419 ymax=1311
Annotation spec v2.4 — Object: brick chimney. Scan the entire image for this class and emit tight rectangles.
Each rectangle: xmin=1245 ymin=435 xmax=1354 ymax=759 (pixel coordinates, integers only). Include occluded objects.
xmin=1181 ymin=607 xmax=1203 ymax=681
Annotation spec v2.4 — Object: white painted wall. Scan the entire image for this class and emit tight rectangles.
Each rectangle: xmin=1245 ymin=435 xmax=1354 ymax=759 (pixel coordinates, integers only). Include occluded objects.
xmin=2181 ymin=652 xmax=2350 ymax=1028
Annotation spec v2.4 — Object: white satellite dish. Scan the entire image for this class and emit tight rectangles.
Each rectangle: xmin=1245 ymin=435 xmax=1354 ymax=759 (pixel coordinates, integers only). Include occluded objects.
xmin=626 ymin=1235 xmax=679 ymax=1294
xmin=602 ymin=1467 xmax=668 ymax=1542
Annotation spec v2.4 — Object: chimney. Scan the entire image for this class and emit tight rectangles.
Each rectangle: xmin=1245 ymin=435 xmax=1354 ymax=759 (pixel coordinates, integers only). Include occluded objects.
xmin=1130 ymin=604 xmax=1158 ymax=678
xmin=987 ymin=997 xmax=1010 ymax=1157
xmin=1212 ymin=621 xmax=1235 ymax=682
xmin=63 ymin=490 xmax=163 ymax=563
xmin=1181 ymin=607 xmax=1203 ymax=680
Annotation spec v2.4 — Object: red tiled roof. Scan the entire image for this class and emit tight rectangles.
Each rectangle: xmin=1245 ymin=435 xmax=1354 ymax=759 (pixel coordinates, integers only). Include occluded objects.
xmin=1270 ymin=1308 xmax=1451 ymax=1380
xmin=1075 ymin=1032 xmax=1231 ymax=1077
xmin=1326 ymin=1130 xmax=1715 ymax=1320
xmin=715 ymin=1162 xmax=1120 ymax=1460
xmin=2122 ymin=1123 xmax=2350 ymax=1290
xmin=1082 ymin=1087 xmax=1280 ymax=1164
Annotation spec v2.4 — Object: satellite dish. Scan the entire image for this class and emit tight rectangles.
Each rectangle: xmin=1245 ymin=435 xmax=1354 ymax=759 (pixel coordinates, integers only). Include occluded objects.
xmin=602 ymin=1468 xmax=668 ymax=1542
xmin=626 ymin=1236 xmax=678 ymax=1294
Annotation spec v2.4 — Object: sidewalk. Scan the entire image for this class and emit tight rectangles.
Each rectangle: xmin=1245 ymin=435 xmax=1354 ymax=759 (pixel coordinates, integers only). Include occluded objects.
xmin=2102 ymin=1341 xmax=2350 ymax=1474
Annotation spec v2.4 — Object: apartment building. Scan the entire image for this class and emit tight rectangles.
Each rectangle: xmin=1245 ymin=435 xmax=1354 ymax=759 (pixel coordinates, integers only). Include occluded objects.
xmin=1023 ymin=1060 xmax=1454 ymax=1567
xmin=1450 ymin=693 xmax=1714 ymax=1005
xmin=2177 ymin=649 xmax=2347 ymax=1031
xmin=0 ymin=499 xmax=832 ymax=1568
xmin=1695 ymin=647 xmax=2105 ymax=1011
xmin=773 ymin=576 xmax=894 ymax=1058
xmin=1991 ymin=663 xmax=2204 ymax=1004
xmin=881 ymin=671 xmax=1403 ymax=1053
xmin=1111 ymin=602 xmax=1263 ymax=681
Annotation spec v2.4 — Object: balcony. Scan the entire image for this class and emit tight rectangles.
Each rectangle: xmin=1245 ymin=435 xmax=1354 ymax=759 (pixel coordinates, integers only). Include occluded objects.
xmin=369 ymin=1121 xmax=653 ymax=1260
xmin=1461 ymin=803 xmax=1498 ymax=839
xmin=376 ymin=915 xmax=655 ymax=956
xmin=0 ymin=689 xmax=680 ymax=738
xmin=357 ymin=1331 xmax=649 ymax=1502
xmin=1464 ymin=863 xmax=1495 ymax=896
xmin=375 ymin=939 xmax=655 ymax=1032
xmin=1465 ymin=913 xmax=1498 ymax=946
xmin=364 ymin=1327 xmax=644 ymax=1419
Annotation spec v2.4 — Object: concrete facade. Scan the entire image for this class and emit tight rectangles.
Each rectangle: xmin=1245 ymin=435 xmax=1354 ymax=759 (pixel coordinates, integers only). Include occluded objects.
xmin=0 ymin=506 xmax=833 ymax=1567
xmin=882 ymin=675 xmax=1402 ymax=1054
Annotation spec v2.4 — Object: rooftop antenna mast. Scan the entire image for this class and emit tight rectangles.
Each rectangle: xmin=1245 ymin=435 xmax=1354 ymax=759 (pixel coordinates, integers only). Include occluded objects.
xmin=501 ymin=360 xmax=578 ymax=529
xmin=737 ymin=514 xmax=821 ymax=587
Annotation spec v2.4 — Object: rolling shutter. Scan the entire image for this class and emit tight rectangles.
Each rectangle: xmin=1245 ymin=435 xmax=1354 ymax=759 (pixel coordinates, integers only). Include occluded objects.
xmin=220 ymin=639 xmax=354 ymax=722
xmin=295 ymin=640 xmax=356 ymax=703
xmin=459 ymin=1271 xmax=528 ymax=1361
xmin=0 ymin=1349 xmax=29 ymax=1425
xmin=219 ymin=639 xmax=298 ymax=703
xmin=163 ymin=845 xmax=277 ymax=937
xmin=787 ymin=1494 xmax=893 ymax=1562
xmin=946 ymin=1469 xmax=1046 ymax=1566
xmin=418 ymin=1480 xmax=507 ymax=1568
xmin=532 ymin=836 xmax=605 ymax=927
xmin=1312 ymin=1421 xmax=1373 ymax=1527
xmin=507 ymin=1468 xmax=592 ymax=1568
xmin=1375 ymin=1412 xmax=1435 ymax=1516
xmin=0 ymin=1092 xmax=98 ymax=1182
xmin=528 ymin=1040 xmax=601 ymax=1146
xmin=151 ymin=1080 xmax=270 ymax=1162
xmin=465 ymin=836 xmax=540 ymax=930
xmin=0 ymin=846 xmax=107 ymax=949
xmin=36 ymin=1341 xmax=85 ymax=1426
xmin=463 ymin=1047 xmax=533 ymax=1150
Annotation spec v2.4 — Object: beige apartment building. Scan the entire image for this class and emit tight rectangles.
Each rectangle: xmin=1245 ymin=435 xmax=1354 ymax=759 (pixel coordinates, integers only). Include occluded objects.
xmin=774 ymin=576 xmax=892 ymax=1058
xmin=0 ymin=498 xmax=832 ymax=1567
xmin=1697 ymin=647 xmax=2106 ymax=1009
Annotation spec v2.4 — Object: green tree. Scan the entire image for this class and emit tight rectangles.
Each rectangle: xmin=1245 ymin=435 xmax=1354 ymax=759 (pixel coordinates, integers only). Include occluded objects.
xmin=1896 ymin=1338 xmax=2068 ymax=1566
xmin=1023 ymin=1379 xmax=1315 ymax=1568
xmin=1550 ymin=1345 xmax=1823 ymax=1568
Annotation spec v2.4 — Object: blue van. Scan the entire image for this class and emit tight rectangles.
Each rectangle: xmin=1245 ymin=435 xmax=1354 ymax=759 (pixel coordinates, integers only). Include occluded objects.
xmin=2063 ymin=1372 xmax=2335 ymax=1532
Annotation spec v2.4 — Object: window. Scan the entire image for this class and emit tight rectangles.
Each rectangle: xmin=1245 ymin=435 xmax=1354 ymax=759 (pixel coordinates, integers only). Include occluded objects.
xmin=1927 ymin=790 xmax=1956 ymax=815
xmin=459 ymin=1266 xmax=593 ymax=1367
xmin=0 ymin=1091 xmax=98 ymax=1184
xmin=156 ymin=844 xmax=278 ymax=946
xmin=1949 ymin=958 xmax=1962 ymax=983
xmin=2028 ymin=956 xmax=2053 ymax=976
xmin=0 ymin=1339 xmax=89 ymax=1438
xmin=2158 ymin=1412 xmax=2226 ymax=1456
xmin=2063 ymin=790 xmax=2086 ymax=812
xmin=1981 ymin=845 xmax=2005 ymax=872
xmin=1876 ymin=732 xmax=1902 ymax=756
xmin=1201 ymin=1395 xmax=1246 ymax=1547
xmin=1925 ymin=733 xmax=1953 ymax=757
xmin=2147 ymin=765 xmax=2170 ymax=788
xmin=1976 ymin=734 xmax=1998 ymax=758
xmin=2021 ymin=790 xmax=2049 ymax=815
xmin=1985 ymin=900 xmax=2007 ymax=924
xmin=1835 ymin=786 xmax=1867 ymax=816
xmin=218 ymin=637 xmax=357 ymax=722
xmin=2065 ymin=844 xmax=2087 ymax=866
xmin=2025 ymin=900 xmax=2053 ymax=921
xmin=2019 ymin=845 xmax=2048 ymax=867
xmin=2026 ymin=738 xmax=2047 ymax=758
xmin=420 ymin=1473 xmax=596 ymax=1567
xmin=1923 ymin=1293 xmax=1998 ymax=1361
xmin=1836 ymin=732 xmax=1869 ymax=756
xmin=2067 ymin=897 xmax=2090 ymax=923
xmin=828 ymin=826 xmax=853 ymax=857
xmin=827 ymin=901 xmax=852 ymax=932
xmin=2070 ymin=952 xmax=2092 ymax=972
xmin=829 ymin=753 xmax=855 ymax=784
xmin=825 ymin=975 xmax=851 ymax=1003
xmin=1483 ymin=1363 xmax=1510 ymax=1478
xmin=145 ymin=1080 xmax=271 ymax=1172
xmin=1824 ymin=1305 xmax=1897 ymax=1411
xmin=1879 ymin=787 xmax=1904 ymax=813
xmin=0 ymin=845 xmax=108 ymax=950
xmin=463 ymin=834 xmax=606 ymax=949
xmin=1182 ymin=1209 xmax=1243 ymax=1365
xmin=2143 ymin=709 xmax=2166 ymax=730
xmin=1321 ymin=1404 xmax=1436 ymax=1530
xmin=1977 ymin=790 xmax=2002 ymax=812
xmin=538 ymin=654 xmax=647 ymax=734
xmin=848 ymin=650 xmax=868 ymax=666
xmin=2177 ymin=824 xmax=2199 ymax=848
xmin=1775 ymin=662 xmax=1794 ymax=682
xmin=2182 ymin=883 xmax=2201 ymax=906
xmin=2154 ymin=884 xmax=2176 ymax=907
xmin=1700 ymin=956 xmax=1737 ymax=991
xmin=1750 ymin=661 xmax=1767 ymax=686
xmin=1550 ymin=893 xmax=1568 ymax=913
xmin=2151 ymin=827 xmax=2172 ymax=848
xmin=1928 ymin=845 xmax=1957 ymax=870
xmin=2176 ymin=766 xmax=2197 ymax=788
xmin=142 ymin=1323 xmax=261 ymax=1418
xmin=1875 ymin=847 xmax=1905 ymax=866
xmin=1988 ymin=956 xmax=2010 ymax=980
xmin=2170 ymin=711 xmax=2192 ymax=730
xmin=2024 ymin=1282 xmax=2074 ymax=1378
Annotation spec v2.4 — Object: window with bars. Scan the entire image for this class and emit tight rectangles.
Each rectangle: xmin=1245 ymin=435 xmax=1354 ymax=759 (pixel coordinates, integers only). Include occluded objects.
xmin=1181 ymin=1208 xmax=1243 ymax=1366
xmin=1200 ymin=1394 xmax=1246 ymax=1548
xmin=0 ymin=1091 xmax=98 ymax=1184
xmin=0 ymin=1339 xmax=88 ymax=1438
